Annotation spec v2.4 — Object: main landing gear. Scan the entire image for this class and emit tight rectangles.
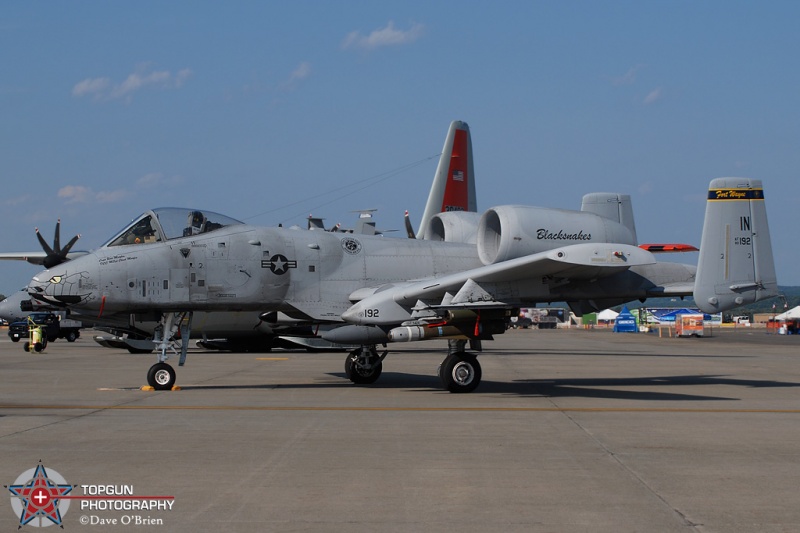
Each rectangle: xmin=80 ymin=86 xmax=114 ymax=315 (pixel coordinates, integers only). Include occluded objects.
xmin=343 ymin=340 xmax=483 ymax=393
xmin=146 ymin=311 xmax=193 ymax=390
xmin=438 ymin=351 xmax=482 ymax=393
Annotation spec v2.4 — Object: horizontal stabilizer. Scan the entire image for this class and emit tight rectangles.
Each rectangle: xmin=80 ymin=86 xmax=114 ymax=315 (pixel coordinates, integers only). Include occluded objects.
xmin=645 ymin=282 xmax=697 ymax=297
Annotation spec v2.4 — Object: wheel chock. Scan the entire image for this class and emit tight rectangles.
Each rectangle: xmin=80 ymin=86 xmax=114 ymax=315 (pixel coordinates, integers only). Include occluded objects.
xmin=140 ymin=386 xmax=155 ymax=391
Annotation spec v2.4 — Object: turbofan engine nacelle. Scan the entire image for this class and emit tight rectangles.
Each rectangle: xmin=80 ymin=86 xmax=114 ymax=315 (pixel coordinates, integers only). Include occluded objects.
xmin=423 ymin=211 xmax=482 ymax=244
xmin=476 ymin=206 xmax=637 ymax=265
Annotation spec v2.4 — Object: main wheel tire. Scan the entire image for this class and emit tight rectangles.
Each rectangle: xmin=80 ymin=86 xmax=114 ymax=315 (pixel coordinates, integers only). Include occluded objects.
xmin=440 ymin=352 xmax=482 ymax=393
xmin=147 ymin=362 xmax=176 ymax=390
xmin=345 ymin=352 xmax=382 ymax=385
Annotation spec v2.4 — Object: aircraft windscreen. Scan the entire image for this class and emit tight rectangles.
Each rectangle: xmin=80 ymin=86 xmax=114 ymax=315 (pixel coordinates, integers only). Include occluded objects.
xmin=154 ymin=208 xmax=243 ymax=240
xmin=106 ymin=214 xmax=162 ymax=247
xmin=105 ymin=208 xmax=243 ymax=247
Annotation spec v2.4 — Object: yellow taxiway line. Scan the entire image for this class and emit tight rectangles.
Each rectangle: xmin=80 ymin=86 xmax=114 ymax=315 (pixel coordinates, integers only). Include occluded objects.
xmin=1 ymin=405 xmax=800 ymax=414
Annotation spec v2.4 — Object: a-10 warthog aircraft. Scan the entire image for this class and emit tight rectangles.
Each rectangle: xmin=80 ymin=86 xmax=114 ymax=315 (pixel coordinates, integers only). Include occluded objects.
xmin=25 ymin=136 xmax=777 ymax=392
xmin=3 ymin=122 xmax=477 ymax=354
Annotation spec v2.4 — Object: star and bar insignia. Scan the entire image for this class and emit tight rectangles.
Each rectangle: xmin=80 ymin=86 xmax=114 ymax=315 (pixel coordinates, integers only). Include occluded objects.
xmin=261 ymin=254 xmax=297 ymax=275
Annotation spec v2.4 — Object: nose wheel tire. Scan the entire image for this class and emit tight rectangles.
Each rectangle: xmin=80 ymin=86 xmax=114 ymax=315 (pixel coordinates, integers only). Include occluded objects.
xmin=440 ymin=352 xmax=481 ymax=393
xmin=147 ymin=362 xmax=176 ymax=390
xmin=345 ymin=350 xmax=383 ymax=385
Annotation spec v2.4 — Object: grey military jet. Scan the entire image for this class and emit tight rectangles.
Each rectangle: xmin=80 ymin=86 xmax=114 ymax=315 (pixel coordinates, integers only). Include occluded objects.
xmin=4 ymin=122 xmax=476 ymax=355
xmin=0 ymin=289 xmax=35 ymax=324
xmin=24 ymin=131 xmax=777 ymax=393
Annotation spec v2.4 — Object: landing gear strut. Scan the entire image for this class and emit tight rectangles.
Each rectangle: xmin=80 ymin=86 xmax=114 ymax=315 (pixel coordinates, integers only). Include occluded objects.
xmin=344 ymin=345 xmax=386 ymax=385
xmin=146 ymin=311 xmax=192 ymax=390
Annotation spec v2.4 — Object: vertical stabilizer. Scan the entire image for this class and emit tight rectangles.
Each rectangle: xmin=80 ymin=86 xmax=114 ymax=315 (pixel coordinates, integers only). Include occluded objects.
xmin=581 ymin=193 xmax=638 ymax=244
xmin=417 ymin=121 xmax=477 ymax=238
xmin=694 ymin=178 xmax=778 ymax=313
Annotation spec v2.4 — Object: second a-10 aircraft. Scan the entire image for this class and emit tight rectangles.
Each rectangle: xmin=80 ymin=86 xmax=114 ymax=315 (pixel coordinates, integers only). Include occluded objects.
xmin=23 ymin=121 xmax=778 ymax=392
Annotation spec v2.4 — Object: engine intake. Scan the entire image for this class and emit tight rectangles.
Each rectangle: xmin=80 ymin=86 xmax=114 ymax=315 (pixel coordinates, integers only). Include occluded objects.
xmin=423 ymin=211 xmax=482 ymax=243
xmin=477 ymin=205 xmax=637 ymax=264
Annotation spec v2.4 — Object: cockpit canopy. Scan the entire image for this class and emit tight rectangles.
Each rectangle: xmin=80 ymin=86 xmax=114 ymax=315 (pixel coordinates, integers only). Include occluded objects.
xmin=104 ymin=208 xmax=244 ymax=247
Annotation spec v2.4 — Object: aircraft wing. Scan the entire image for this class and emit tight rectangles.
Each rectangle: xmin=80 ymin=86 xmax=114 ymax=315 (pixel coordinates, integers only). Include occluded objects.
xmin=342 ymin=243 xmax=657 ymax=325
xmin=0 ymin=251 xmax=90 ymax=266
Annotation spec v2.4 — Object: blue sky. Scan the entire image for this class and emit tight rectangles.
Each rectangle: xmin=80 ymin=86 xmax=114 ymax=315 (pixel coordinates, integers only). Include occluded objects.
xmin=2 ymin=1 xmax=799 ymax=295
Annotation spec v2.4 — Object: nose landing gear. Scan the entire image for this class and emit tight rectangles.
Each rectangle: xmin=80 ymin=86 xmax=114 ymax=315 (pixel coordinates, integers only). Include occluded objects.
xmin=145 ymin=312 xmax=192 ymax=390
xmin=344 ymin=346 xmax=387 ymax=385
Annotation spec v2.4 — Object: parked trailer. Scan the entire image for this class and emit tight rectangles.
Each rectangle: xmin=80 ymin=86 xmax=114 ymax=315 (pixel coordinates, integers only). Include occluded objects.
xmin=676 ymin=314 xmax=704 ymax=337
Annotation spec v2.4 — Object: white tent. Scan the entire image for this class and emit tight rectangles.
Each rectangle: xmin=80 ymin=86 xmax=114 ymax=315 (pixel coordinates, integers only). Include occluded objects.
xmin=597 ymin=309 xmax=620 ymax=321
xmin=775 ymin=306 xmax=800 ymax=320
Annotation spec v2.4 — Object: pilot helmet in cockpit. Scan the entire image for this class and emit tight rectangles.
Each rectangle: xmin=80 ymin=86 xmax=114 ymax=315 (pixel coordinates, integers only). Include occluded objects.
xmin=186 ymin=211 xmax=206 ymax=236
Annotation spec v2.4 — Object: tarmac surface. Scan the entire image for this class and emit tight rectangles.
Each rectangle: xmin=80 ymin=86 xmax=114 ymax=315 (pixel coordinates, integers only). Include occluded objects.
xmin=1 ymin=326 xmax=799 ymax=532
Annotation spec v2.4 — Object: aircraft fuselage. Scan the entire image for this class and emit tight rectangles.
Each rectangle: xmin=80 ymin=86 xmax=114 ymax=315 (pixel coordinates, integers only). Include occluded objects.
xmin=28 ymin=226 xmax=481 ymax=318
xmin=28 ymin=222 xmax=697 ymax=322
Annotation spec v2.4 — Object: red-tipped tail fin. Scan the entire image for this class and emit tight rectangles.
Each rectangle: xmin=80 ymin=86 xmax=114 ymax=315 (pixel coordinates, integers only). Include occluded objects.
xmin=417 ymin=121 xmax=477 ymax=238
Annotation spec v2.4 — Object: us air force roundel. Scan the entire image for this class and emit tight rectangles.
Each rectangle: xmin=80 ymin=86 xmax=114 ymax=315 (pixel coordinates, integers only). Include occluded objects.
xmin=261 ymin=254 xmax=297 ymax=275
